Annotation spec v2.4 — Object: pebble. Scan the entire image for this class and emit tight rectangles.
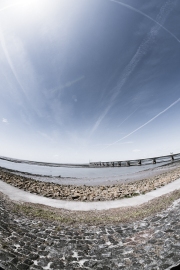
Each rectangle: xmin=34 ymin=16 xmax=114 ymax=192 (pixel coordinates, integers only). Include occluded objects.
xmin=0 ymin=167 xmax=180 ymax=202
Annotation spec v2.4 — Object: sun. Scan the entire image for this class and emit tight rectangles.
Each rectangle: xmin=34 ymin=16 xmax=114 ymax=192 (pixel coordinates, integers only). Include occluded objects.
xmin=0 ymin=0 xmax=73 ymax=26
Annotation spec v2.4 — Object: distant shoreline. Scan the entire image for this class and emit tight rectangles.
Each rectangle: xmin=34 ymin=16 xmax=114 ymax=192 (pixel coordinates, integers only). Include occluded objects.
xmin=0 ymin=161 xmax=180 ymax=202
xmin=0 ymin=160 xmax=179 ymax=186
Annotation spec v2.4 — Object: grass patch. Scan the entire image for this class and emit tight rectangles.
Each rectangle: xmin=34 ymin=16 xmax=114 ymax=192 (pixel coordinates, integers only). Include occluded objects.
xmin=10 ymin=189 xmax=180 ymax=226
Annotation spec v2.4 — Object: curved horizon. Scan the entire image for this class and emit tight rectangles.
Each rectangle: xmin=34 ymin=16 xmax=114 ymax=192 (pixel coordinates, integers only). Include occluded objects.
xmin=0 ymin=0 xmax=180 ymax=163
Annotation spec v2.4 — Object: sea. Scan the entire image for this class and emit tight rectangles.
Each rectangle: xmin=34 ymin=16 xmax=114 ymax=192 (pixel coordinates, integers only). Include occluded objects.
xmin=0 ymin=155 xmax=179 ymax=186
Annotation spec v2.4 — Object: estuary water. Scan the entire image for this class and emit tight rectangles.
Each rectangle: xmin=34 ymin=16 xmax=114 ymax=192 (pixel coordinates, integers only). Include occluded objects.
xmin=0 ymin=159 xmax=176 ymax=185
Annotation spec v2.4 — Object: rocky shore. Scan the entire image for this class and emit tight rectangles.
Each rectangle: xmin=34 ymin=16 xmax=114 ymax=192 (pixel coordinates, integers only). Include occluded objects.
xmin=0 ymin=164 xmax=180 ymax=201
xmin=0 ymin=164 xmax=180 ymax=269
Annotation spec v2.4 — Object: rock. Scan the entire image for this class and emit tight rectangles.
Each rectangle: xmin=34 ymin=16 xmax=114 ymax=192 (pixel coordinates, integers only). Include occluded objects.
xmin=72 ymin=195 xmax=80 ymax=199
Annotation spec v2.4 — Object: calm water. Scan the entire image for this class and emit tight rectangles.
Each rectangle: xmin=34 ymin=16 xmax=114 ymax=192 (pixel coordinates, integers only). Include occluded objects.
xmin=0 ymin=158 xmax=172 ymax=179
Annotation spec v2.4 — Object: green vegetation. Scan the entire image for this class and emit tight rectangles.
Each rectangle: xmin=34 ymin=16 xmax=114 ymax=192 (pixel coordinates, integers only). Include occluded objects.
xmin=11 ymin=189 xmax=180 ymax=226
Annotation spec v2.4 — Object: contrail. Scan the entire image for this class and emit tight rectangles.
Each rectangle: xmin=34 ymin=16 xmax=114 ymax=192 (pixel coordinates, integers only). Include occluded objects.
xmin=63 ymin=76 xmax=85 ymax=88
xmin=0 ymin=4 xmax=41 ymax=118
xmin=102 ymin=97 xmax=180 ymax=150
xmin=90 ymin=0 xmax=178 ymax=136
xmin=0 ymin=1 xmax=32 ymax=98
xmin=0 ymin=27 xmax=26 ymax=96
xmin=118 ymin=107 xmax=139 ymax=128
xmin=110 ymin=0 xmax=180 ymax=43
xmin=89 ymin=103 xmax=112 ymax=136
xmin=52 ymin=76 xmax=85 ymax=93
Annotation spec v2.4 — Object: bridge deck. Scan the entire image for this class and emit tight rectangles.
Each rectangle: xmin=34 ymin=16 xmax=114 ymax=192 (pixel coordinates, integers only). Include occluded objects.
xmin=90 ymin=153 xmax=180 ymax=167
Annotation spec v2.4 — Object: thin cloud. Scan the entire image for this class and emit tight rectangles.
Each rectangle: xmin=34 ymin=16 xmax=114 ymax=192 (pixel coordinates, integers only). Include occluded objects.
xmin=89 ymin=104 xmax=112 ymax=136
xmin=110 ymin=0 xmax=180 ymax=43
xmin=90 ymin=0 xmax=178 ymax=136
xmin=133 ymin=149 xmax=141 ymax=152
xmin=0 ymin=26 xmax=36 ymax=118
xmin=118 ymin=107 xmax=139 ymax=128
xmin=0 ymin=28 xmax=26 ymax=96
xmin=37 ymin=131 xmax=54 ymax=143
xmin=52 ymin=76 xmax=85 ymax=94
xmin=102 ymin=97 xmax=180 ymax=150
xmin=0 ymin=2 xmax=28 ymax=98
xmin=2 ymin=118 xmax=8 ymax=124
xmin=0 ymin=21 xmax=50 ymax=121
xmin=93 ymin=141 xmax=133 ymax=147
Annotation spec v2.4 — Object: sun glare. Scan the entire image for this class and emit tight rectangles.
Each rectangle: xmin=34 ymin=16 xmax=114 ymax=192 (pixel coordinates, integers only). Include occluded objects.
xmin=0 ymin=0 xmax=53 ymax=24
xmin=0 ymin=0 xmax=76 ymax=27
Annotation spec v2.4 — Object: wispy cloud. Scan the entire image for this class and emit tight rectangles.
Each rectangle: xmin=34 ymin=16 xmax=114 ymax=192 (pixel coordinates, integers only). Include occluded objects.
xmin=0 ymin=3 xmax=29 ymax=99
xmin=37 ymin=131 xmax=54 ymax=143
xmin=118 ymin=107 xmax=139 ymax=128
xmin=90 ymin=0 xmax=178 ymax=136
xmin=110 ymin=0 xmax=180 ymax=43
xmin=0 ymin=27 xmax=26 ymax=96
xmin=93 ymin=141 xmax=133 ymax=147
xmin=89 ymin=103 xmax=112 ymax=136
xmin=51 ymin=76 xmax=85 ymax=95
xmin=0 ymin=26 xmax=38 ymax=122
xmin=102 ymin=97 xmax=180 ymax=150
xmin=133 ymin=149 xmax=141 ymax=152
xmin=2 ymin=118 xmax=8 ymax=124
xmin=0 ymin=22 xmax=51 ymax=122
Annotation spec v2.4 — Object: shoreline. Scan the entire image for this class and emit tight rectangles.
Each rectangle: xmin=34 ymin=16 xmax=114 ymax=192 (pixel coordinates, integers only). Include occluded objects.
xmin=0 ymin=161 xmax=178 ymax=187
xmin=0 ymin=161 xmax=180 ymax=202
xmin=1 ymin=161 xmax=178 ymax=187
xmin=0 ymin=161 xmax=179 ymax=224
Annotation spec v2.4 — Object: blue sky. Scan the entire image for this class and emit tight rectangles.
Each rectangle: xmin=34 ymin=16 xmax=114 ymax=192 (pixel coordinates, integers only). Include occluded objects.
xmin=0 ymin=0 xmax=180 ymax=163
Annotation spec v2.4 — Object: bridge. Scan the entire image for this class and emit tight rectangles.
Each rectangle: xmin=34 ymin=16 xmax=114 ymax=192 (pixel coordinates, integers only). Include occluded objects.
xmin=89 ymin=153 xmax=180 ymax=168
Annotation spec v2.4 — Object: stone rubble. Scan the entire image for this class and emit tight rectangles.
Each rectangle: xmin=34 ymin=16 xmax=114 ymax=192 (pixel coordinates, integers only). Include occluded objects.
xmin=0 ymin=194 xmax=180 ymax=269
xmin=0 ymin=167 xmax=180 ymax=202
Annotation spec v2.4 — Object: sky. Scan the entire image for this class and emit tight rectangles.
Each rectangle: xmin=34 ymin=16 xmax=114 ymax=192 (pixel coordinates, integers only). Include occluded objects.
xmin=0 ymin=0 xmax=180 ymax=163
